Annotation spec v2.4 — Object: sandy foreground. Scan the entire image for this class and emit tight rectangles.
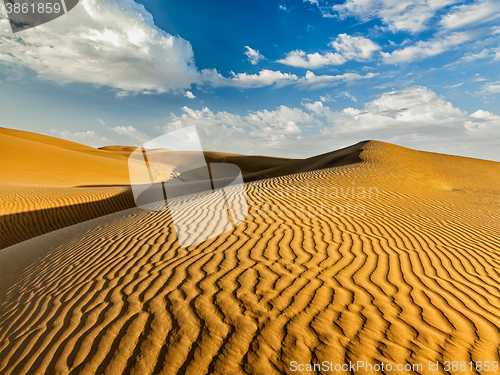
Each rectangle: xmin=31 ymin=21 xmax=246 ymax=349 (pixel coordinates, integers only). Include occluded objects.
xmin=1 ymin=128 xmax=500 ymax=374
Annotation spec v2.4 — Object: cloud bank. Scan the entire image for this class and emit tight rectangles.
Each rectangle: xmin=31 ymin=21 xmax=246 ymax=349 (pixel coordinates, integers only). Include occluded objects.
xmin=163 ymin=86 xmax=500 ymax=161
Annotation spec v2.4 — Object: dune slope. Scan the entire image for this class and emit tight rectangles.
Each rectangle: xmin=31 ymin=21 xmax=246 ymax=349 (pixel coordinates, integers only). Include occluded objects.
xmin=1 ymin=141 xmax=499 ymax=375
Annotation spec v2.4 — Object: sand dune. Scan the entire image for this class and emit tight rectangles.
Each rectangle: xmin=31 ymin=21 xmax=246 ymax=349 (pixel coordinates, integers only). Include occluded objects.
xmin=0 ymin=128 xmax=134 ymax=188
xmin=0 ymin=128 xmax=361 ymax=249
xmin=0 ymin=128 xmax=290 ymax=248
xmin=1 ymin=136 xmax=499 ymax=374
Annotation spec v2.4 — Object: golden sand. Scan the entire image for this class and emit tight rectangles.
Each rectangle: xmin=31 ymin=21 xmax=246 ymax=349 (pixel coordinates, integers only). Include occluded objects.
xmin=1 ymin=128 xmax=500 ymax=374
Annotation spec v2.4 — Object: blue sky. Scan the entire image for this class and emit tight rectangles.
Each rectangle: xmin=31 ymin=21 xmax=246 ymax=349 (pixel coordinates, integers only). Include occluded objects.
xmin=0 ymin=0 xmax=499 ymax=160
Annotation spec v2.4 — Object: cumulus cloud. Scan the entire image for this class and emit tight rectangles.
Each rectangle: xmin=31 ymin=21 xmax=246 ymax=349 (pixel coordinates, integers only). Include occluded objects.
xmin=46 ymin=88 xmax=499 ymax=160
xmin=45 ymin=88 xmax=500 ymax=161
xmin=465 ymin=109 xmax=500 ymax=131
xmin=162 ymin=86 xmax=500 ymax=161
xmin=163 ymin=106 xmax=315 ymax=154
xmin=329 ymin=0 xmax=458 ymax=33
xmin=0 ymin=0 xmax=380 ymax=95
xmin=0 ymin=0 xmax=200 ymax=94
xmin=440 ymin=1 xmax=500 ymax=30
xmin=328 ymin=86 xmax=467 ymax=133
xmin=244 ymin=46 xmax=265 ymax=65
xmin=330 ymin=34 xmax=381 ymax=60
xmin=309 ymin=87 xmax=500 ymax=160
xmin=381 ymin=31 xmax=476 ymax=64
xmin=277 ymin=34 xmax=380 ymax=68
xmin=0 ymin=0 xmax=343 ymax=94
xmin=185 ymin=91 xmax=196 ymax=99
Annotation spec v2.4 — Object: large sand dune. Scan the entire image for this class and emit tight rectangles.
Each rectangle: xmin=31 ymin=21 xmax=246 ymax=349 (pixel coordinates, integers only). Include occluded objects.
xmin=0 ymin=128 xmax=363 ymax=248
xmin=1 ymin=131 xmax=500 ymax=374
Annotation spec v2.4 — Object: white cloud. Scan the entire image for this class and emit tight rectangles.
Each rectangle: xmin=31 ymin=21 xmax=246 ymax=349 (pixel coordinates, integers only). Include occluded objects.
xmin=337 ymin=92 xmax=357 ymax=101
xmin=0 ymin=0 xmax=332 ymax=95
xmin=465 ymin=109 xmax=500 ymax=131
xmin=330 ymin=0 xmax=458 ymax=33
xmin=204 ymin=69 xmax=299 ymax=89
xmin=244 ymin=46 xmax=265 ymax=65
xmin=98 ymin=118 xmax=106 ymax=126
xmin=460 ymin=48 xmax=492 ymax=62
xmin=200 ymin=68 xmax=376 ymax=90
xmin=329 ymin=86 xmax=467 ymax=133
xmin=46 ymin=88 xmax=498 ymax=160
xmin=310 ymin=87 xmax=500 ymax=160
xmin=484 ymin=83 xmax=500 ymax=93
xmin=295 ymin=71 xmax=377 ymax=90
xmin=185 ymin=91 xmax=196 ymax=99
xmin=112 ymin=125 xmax=149 ymax=143
xmin=444 ymin=82 xmax=464 ymax=88
xmin=277 ymin=34 xmax=380 ymax=68
xmin=48 ymin=129 xmax=112 ymax=147
xmin=0 ymin=0 xmax=200 ymax=94
xmin=382 ymin=31 xmax=476 ymax=64
xmin=320 ymin=94 xmax=335 ymax=102
xmin=451 ymin=43 xmax=500 ymax=65
xmin=277 ymin=50 xmax=346 ymax=68
xmin=329 ymin=34 xmax=381 ymax=60
xmin=162 ymin=86 xmax=500 ymax=161
xmin=115 ymin=91 xmax=130 ymax=98
xmin=440 ymin=1 xmax=500 ymax=30
xmin=163 ymin=106 xmax=315 ymax=154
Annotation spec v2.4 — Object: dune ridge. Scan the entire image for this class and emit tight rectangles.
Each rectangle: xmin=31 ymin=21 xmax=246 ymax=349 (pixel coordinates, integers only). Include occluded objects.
xmin=1 ymin=138 xmax=499 ymax=374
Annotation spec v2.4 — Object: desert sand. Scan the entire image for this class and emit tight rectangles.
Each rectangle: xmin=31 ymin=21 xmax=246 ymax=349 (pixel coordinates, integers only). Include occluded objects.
xmin=0 ymin=127 xmax=358 ymax=249
xmin=1 ymin=128 xmax=500 ymax=374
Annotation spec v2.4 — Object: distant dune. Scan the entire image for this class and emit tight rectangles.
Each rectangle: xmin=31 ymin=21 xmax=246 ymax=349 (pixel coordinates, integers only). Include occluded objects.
xmin=1 ymin=128 xmax=500 ymax=374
